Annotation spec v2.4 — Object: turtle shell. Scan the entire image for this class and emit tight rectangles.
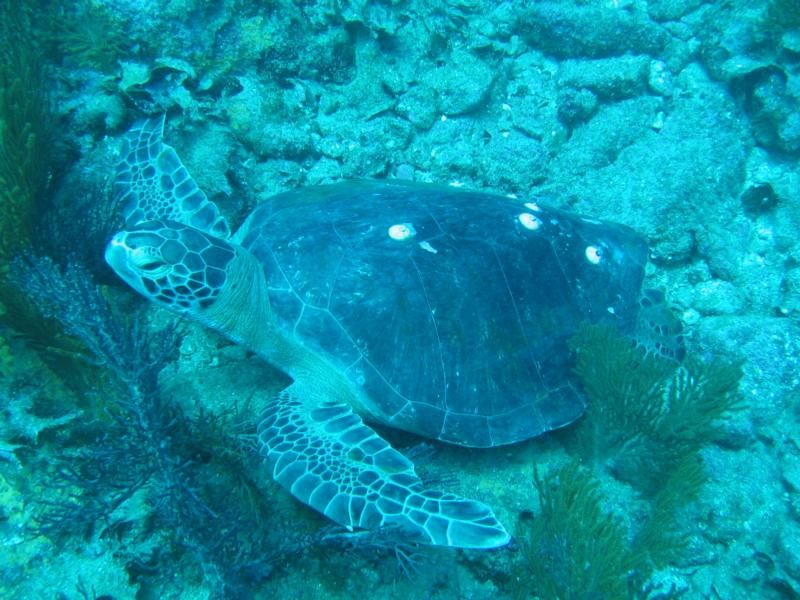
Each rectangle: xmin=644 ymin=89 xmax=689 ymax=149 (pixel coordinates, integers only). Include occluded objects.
xmin=237 ymin=180 xmax=647 ymax=447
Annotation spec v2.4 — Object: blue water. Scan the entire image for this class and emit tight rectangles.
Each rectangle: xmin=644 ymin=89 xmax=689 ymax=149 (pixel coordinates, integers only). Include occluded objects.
xmin=1 ymin=1 xmax=798 ymax=598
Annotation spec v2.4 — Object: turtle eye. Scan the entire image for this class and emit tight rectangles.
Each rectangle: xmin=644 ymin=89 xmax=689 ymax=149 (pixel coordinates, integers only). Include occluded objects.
xmin=131 ymin=251 xmax=170 ymax=278
xmin=130 ymin=246 xmax=170 ymax=275
xmin=140 ymin=260 xmax=166 ymax=271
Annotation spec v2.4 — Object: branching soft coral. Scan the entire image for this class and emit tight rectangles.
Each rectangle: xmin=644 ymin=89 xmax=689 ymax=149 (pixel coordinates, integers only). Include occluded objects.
xmin=514 ymin=461 xmax=638 ymax=600
xmin=514 ymin=323 xmax=743 ymax=597
xmin=565 ymin=323 xmax=743 ymax=494
xmin=0 ymin=0 xmax=54 ymax=266
xmin=513 ymin=460 xmax=699 ymax=599
xmin=49 ymin=1 xmax=130 ymax=72
xmin=14 ymin=255 xmax=398 ymax=596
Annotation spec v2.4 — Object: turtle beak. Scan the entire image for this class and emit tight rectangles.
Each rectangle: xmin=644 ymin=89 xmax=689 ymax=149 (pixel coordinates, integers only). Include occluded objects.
xmin=105 ymin=233 xmax=128 ymax=272
xmin=105 ymin=232 xmax=139 ymax=286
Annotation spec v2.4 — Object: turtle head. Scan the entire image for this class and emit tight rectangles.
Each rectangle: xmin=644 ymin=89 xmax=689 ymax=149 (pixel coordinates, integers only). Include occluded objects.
xmin=105 ymin=220 xmax=236 ymax=316
xmin=106 ymin=220 xmax=273 ymax=350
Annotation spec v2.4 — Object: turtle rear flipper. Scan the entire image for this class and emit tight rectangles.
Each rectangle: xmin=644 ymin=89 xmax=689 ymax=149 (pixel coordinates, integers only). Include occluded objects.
xmin=114 ymin=114 xmax=230 ymax=238
xmin=635 ymin=288 xmax=685 ymax=362
xmin=258 ymin=383 xmax=510 ymax=549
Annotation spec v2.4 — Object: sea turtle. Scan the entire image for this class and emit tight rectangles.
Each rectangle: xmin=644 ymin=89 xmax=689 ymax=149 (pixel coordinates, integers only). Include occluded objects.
xmin=105 ymin=115 xmax=655 ymax=549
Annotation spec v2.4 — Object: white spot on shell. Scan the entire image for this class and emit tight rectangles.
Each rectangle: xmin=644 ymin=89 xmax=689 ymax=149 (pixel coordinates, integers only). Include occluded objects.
xmin=419 ymin=241 xmax=438 ymax=254
xmin=524 ymin=202 xmax=541 ymax=212
xmin=518 ymin=213 xmax=542 ymax=231
xmin=388 ymin=223 xmax=416 ymax=241
xmin=585 ymin=245 xmax=603 ymax=264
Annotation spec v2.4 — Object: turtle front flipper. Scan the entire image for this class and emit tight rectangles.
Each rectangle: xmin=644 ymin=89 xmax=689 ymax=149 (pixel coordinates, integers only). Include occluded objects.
xmin=114 ymin=115 xmax=230 ymax=238
xmin=258 ymin=383 xmax=510 ymax=549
